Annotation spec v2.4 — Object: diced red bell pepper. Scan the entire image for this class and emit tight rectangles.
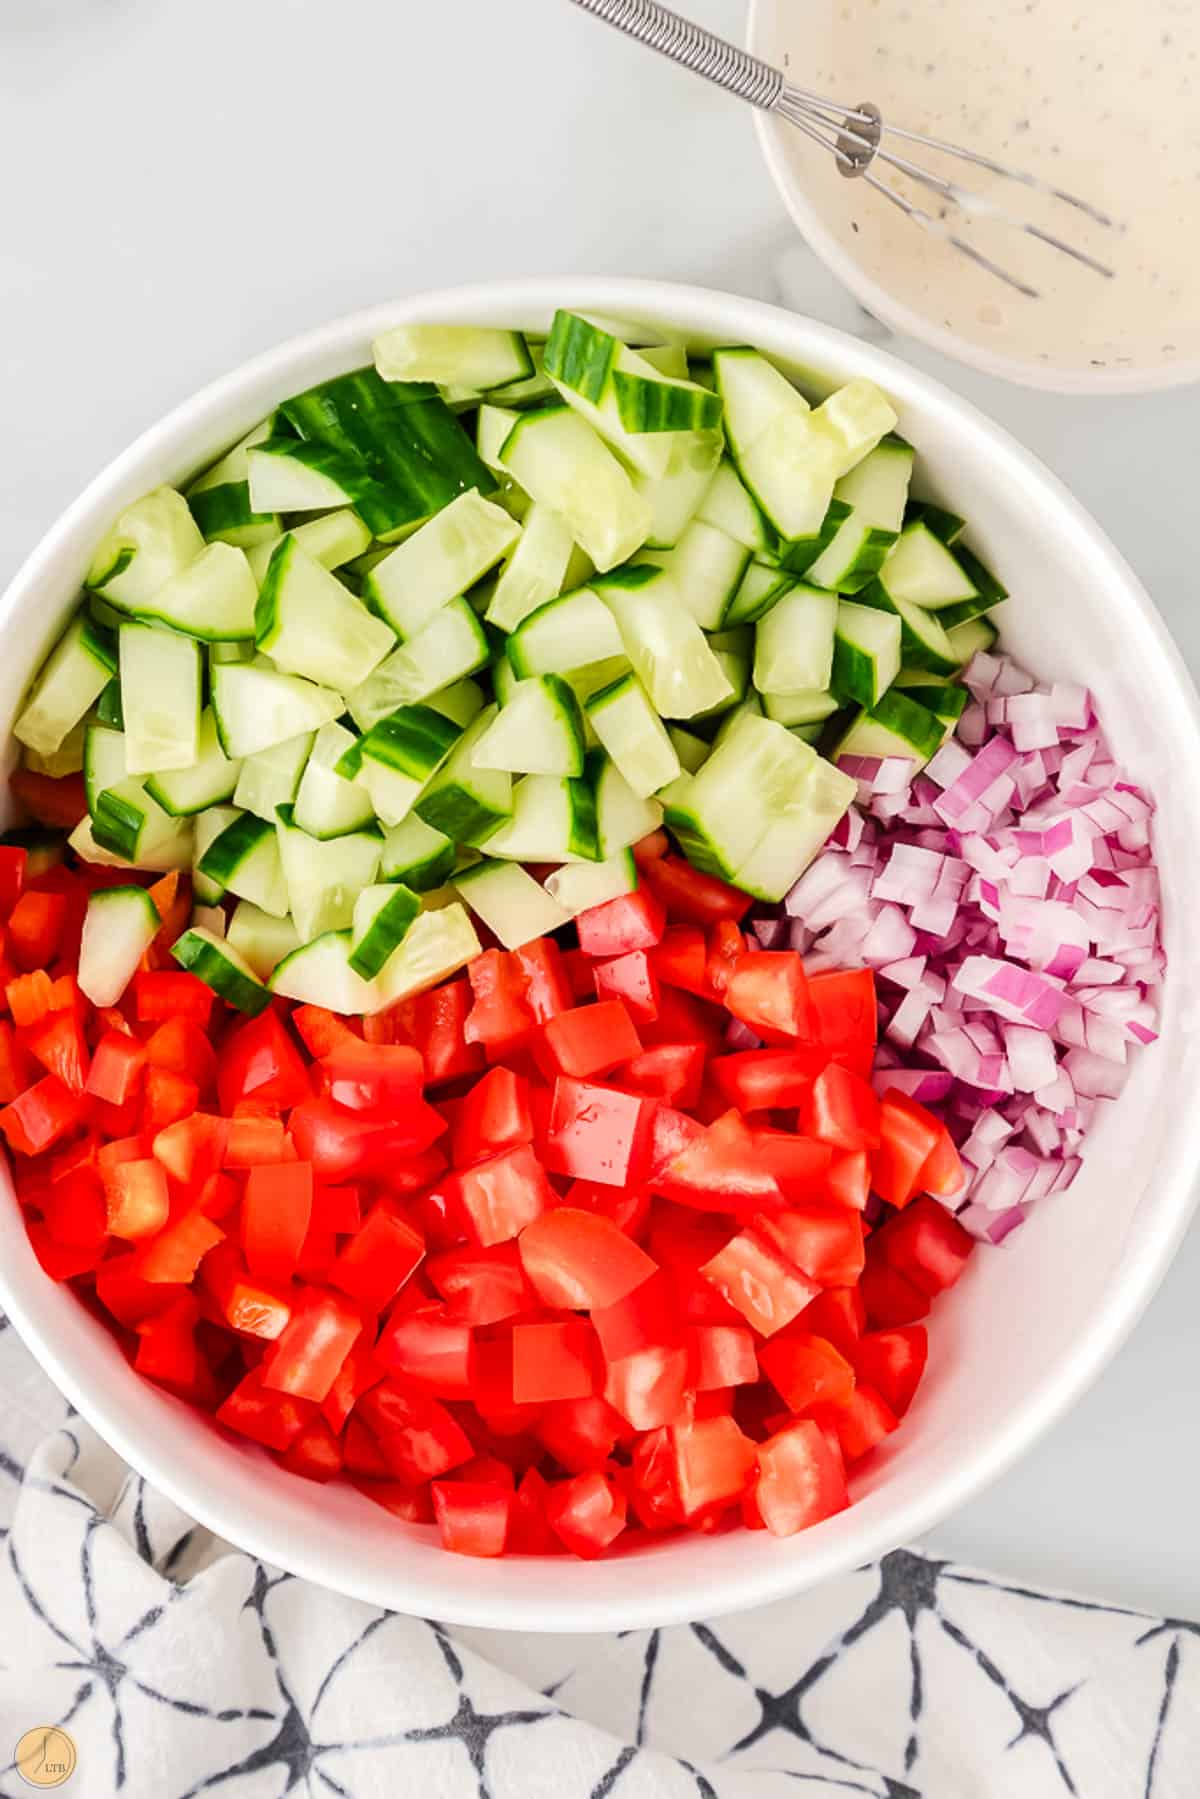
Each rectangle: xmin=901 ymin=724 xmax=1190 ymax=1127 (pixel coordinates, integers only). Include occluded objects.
xmin=859 ymin=1249 xmax=932 ymax=1327
xmin=40 ymin=1168 xmax=106 ymax=1252
xmin=141 ymin=1067 xmax=199 ymax=1134
xmin=426 ymin=1240 xmax=533 ymax=1326
xmin=826 ymin=1149 xmax=871 ymax=1212
xmin=759 ymin=1202 xmax=865 ymax=1287
xmin=640 ymin=985 xmax=726 ymax=1052
xmin=726 ymin=951 xmax=811 ymax=1040
xmin=628 ymin=1425 xmax=683 ymax=1531
xmin=518 ymin=1207 xmax=657 ymax=1311
xmin=329 ymin=1203 xmax=425 ymax=1311
xmin=355 ymin=1379 xmax=474 ymax=1483
xmin=0 ymin=844 xmax=26 ymax=915
xmin=512 ymin=1320 xmax=600 ymax=1403
xmin=27 ymin=1007 xmax=90 ymax=1095
xmin=542 ymin=1077 xmax=657 ymax=1188
xmin=431 ymin=1479 xmax=513 ymax=1557
xmin=218 ymin=1010 xmax=312 ymax=1113
xmin=289 ymin=1095 xmax=444 ymax=1180
xmin=217 ymin=1365 xmax=314 ymax=1450
xmin=6 ymin=968 xmax=56 ymax=1028
xmin=617 ymin=1042 xmax=706 ymax=1110
xmin=592 ymin=951 xmax=660 ymax=1027
xmin=145 ymin=1018 xmax=216 ymax=1093
xmin=544 ymin=1469 xmax=627 ymax=1558
xmin=342 ymin=1415 xmax=391 ymax=1478
xmin=376 ymin=1304 xmax=474 ymax=1397
xmin=7 ymin=890 xmax=66 ymax=971
xmin=513 ymin=938 xmax=572 ymax=1022
xmin=0 ymin=1074 xmax=84 ymax=1156
xmin=751 ymin=1130 xmax=833 ymax=1202
xmin=806 ymin=969 xmax=877 ymax=1076
xmin=0 ymin=1020 xmax=37 ymax=1104
xmin=277 ymin=1415 xmax=344 ymax=1484
xmin=803 ymin=1063 xmax=882 ymax=1151
xmin=671 ymin=1414 xmax=756 ymax=1520
xmin=321 ymin=1040 xmax=424 ymax=1115
xmin=133 ymin=970 xmax=214 ymax=1027
xmin=575 ymin=888 xmax=666 ymax=957
xmin=134 ymin=1207 xmax=224 ymax=1284
xmin=536 ymin=1396 xmax=626 ymax=1474
xmin=799 ymin=1286 xmax=866 ymax=1360
xmin=153 ymin=1113 xmax=228 ymax=1185
xmin=457 ymin=1143 xmax=554 ymax=1247
xmin=85 ymin=1030 xmax=146 ymax=1107
xmin=753 ymin=1419 xmax=848 ymax=1536
xmin=321 ymin=1338 xmax=383 ymax=1432
xmin=96 ymin=1253 xmax=185 ymax=1326
xmin=10 ymin=768 xmax=88 ymax=830
xmin=260 ymin=1288 xmax=363 ymax=1402
xmin=875 ymin=1195 xmax=974 ymax=1296
xmin=26 ymin=1222 xmax=103 ymax=1281
xmin=818 ymin=1384 xmax=899 ymax=1462
xmin=134 ymin=1294 xmax=214 ymax=1402
xmin=242 ymin=1161 xmax=313 ymax=1281
xmin=654 ymin=1109 xmax=783 ymax=1215
xmin=700 ymin=1226 xmax=820 ymax=1337
xmin=310 ymin=1182 xmax=362 ymax=1234
xmin=690 ymin=1323 xmax=758 ymax=1390
xmin=651 ymin=925 xmax=709 ymax=996
xmin=538 ymin=999 xmax=642 ymax=1081
xmin=646 ymin=1105 xmax=705 ymax=1185
xmin=291 ymin=1004 xmax=360 ymax=1059
xmin=604 ymin=1339 xmax=692 ymax=1431
xmin=872 ymin=1091 xmax=945 ymax=1209
xmin=709 ymin=1048 xmax=822 ymax=1113
xmin=463 ymin=950 xmax=535 ymax=1059
xmin=643 ymin=856 xmax=752 ymax=926
xmin=201 ymin=1241 xmax=293 ymax=1339
xmin=632 ymin=828 xmax=670 ymax=868
xmin=759 ymin=1329 xmax=856 ymax=1413
xmin=853 ymin=1326 xmax=928 ymax=1417
xmin=452 ymin=1066 xmax=533 ymax=1168
xmin=917 ymin=1127 xmax=967 ymax=1200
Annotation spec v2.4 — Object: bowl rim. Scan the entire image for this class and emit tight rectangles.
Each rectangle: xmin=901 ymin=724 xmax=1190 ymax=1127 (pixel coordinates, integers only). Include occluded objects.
xmin=745 ymin=0 xmax=1200 ymax=397
xmin=1 ymin=275 xmax=1199 ymax=1632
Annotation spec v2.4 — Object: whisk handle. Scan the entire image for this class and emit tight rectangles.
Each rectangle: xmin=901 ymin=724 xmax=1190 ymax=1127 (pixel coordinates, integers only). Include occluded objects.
xmin=568 ymin=0 xmax=784 ymax=111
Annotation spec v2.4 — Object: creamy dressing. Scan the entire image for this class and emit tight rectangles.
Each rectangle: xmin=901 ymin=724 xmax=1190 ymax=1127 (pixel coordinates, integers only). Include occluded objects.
xmin=770 ymin=0 xmax=1200 ymax=372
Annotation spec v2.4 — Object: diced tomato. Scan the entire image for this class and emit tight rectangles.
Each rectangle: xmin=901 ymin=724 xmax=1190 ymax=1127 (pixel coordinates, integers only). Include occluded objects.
xmin=818 ymin=1384 xmax=899 ymax=1462
xmin=513 ymin=938 xmax=572 ymax=1021
xmin=261 ymin=1288 xmax=363 ymax=1402
xmin=561 ymin=949 xmax=596 ymax=1002
xmin=451 ymin=1067 xmax=533 ymax=1169
xmin=853 ymin=1326 xmax=928 ymax=1417
xmin=141 ymin=1067 xmax=199 ymax=1134
xmin=391 ymin=977 xmax=483 ymax=1085
xmin=826 ymin=1149 xmax=871 ymax=1211
xmin=518 ymin=1207 xmax=657 ymax=1311
xmin=10 ymin=768 xmax=88 ymax=830
xmin=704 ymin=921 xmax=745 ymax=998
xmin=671 ymin=1415 xmax=756 ymax=1520
xmin=291 ymin=1005 xmax=360 ymax=1058
xmin=858 ymin=1249 xmax=932 ymax=1327
xmin=654 ymin=1110 xmax=783 ymax=1215
xmin=560 ymin=1176 xmax=650 ymax=1239
xmin=917 ymin=1127 xmax=967 ymax=1200
xmin=690 ymin=1323 xmax=757 ymax=1390
xmin=803 ymin=1063 xmax=881 ymax=1151
xmin=242 ymin=1161 xmax=313 ymax=1282
xmin=592 ymin=951 xmax=660 ymax=1027
xmin=640 ymin=984 xmax=725 ymax=1053
xmin=542 ymin=1077 xmax=657 ymax=1188
xmin=330 ymin=1203 xmax=425 ymax=1311
xmin=753 ymin=1420 xmax=848 ymax=1536
xmin=0 ymin=844 xmax=26 ymax=915
xmin=751 ymin=1130 xmax=833 ymax=1202
xmin=614 ymin=1043 xmax=705 ymax=1112
xmin=759 ymin=1329 xmax=856 ymax=1413
xmin=538 ymin=1000 xmax=642 ymax=1081
xmin=643 ymin=856 xmax=752 ymax=926
xmin=133 ymin=970 xmax=214 ymax=1027
xmin=133 ymin=1208 xmax=224 ymax=1284
xmin=217 ymin=1366 xmax=314 ymax=1451
xmin=85 ymin=1030 xmax=146 ymax=1107
xmin=426 ymin=1240 xmax=533 ymax=1326
xmin=201 ymin=1241 xmax=293 ymax=1340
xmin=628 ymin=1425 xmax=683 ymax=1531
xmin=759 ymin=1203 xmax=865 ymax=1287
xmin=0 ymin=1075 xmax=85 ymax=1157
xmin=218 ymin=1010 xmax=311 ymax=1113
xmin=376 ymin=1305 xmax=474 ymax=1397
xmin=544 ymin=1468 xmax=627 ymax=1558
xmin=7 ymin=890 xmax=66 ymax=971
xmin=27 ymin=1008 xmax=89 ymax=1095
xmin=875 ymin=1196 xmax=974 ymax=1296
xmin=806 ymin=969 xmax=877 ymax=1076
xmin=872 ymin=1091 xmax=945 ymax=1209
xmin=536 ymin=1396 xmax=625 ymax=1474
xmin=355 ymin=1379 xmax=474 ymax=1483
xmin=709 ymin=1048 xmax=822 ymax=1113
xmin=646 ymin=1105 xmax=705 ymax=1184
xmin=726 ymin=951 xmax=811 ymax=1040
xmin=321 ymin=1040 xmax=424 ymax=1115
xmin=431 ymin=1479 xmax=512 ymax=1557
xmin=289 ymin=1095 xmax=443 ymax=1180
xmin=799 ymin=1286 xmax=866 ymax=1359
xmin=512 ymin=1320 xmax=600 ymax=1403
xmin=651 ymin=925 xmax=709 ymax=996
xmin=463 ymin=950 xmax=534 ymax=1059
xmin=700 ymin=1226 xmax=820 ymax=1337
xmin=575 ymin=888 xmax=666 ymax=958
xmin=456 ymin=1143 xmax=553 ymax=1247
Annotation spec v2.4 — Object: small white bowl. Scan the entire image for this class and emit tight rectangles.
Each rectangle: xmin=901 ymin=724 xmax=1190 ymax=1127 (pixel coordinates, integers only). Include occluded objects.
xmin=1 ymin=279 xmax=1198 ymax=1632
xmin=747 ymin=0 xmax=1200 ymax=395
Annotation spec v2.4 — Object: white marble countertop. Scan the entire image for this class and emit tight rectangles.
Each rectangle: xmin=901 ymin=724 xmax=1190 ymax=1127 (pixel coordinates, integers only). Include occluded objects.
xmin=3 ymin=0 xmax=1197 ymax=1622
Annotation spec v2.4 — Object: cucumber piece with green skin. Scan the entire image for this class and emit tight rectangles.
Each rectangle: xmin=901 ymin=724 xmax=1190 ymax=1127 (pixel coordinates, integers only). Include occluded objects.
xmin=806 ymin=435 xmax=914 ymax=594
xmin=362 ymin=490 xmax=520 ymax=639
xmin=348 ymin=882 xmax=421 ymax=977
xmin=275 ymin=807 xmax=383 ymax=940
xmin=773 ymin=497 xmax=853 ymax=578
xmin=506 ymin=586 xmax=625 ymax=678
xmin=187 ymin=419 xmax=280 ymax=549
xmin=247 ymin=439 xmax=366 ymax=514
xmin=191 ymin=805 xmax=240 ymax=903
xmin=255 ymin=535 xmax=394 ymax=694
xmin=96 ymin=678 xmax=124 ymax=730
xmin=210 ymin=663 xmax=343 ymax=759
xmin=637 ymin=344 xmax=690 ymax=379
xmin=379 ymin=813 xmax=457 ymax=891
xmin=73 ymin=795 xmax=193 ymax=873
xmin=117 ymin=625 xmax=202 ymax=776
xmin=833 ymin=687 xmax=947 ymax=770
xmin=696 ymin=457 xmax=775 ymax=556
xmin=373 ymin=903 xmax=481 ymax=1008
xmin=77 ymin=885 xmax=160 ymax=1007
xmin=292 ymin=722 xmax=377 ymax=839
xmin=499 ymin=405 xmax=651 ymax=573
xmin=688 ymin=625 xmax=752 ymax=724
xmin=712 ymin=693 xmax=762 ymax=753
xmin=664 ymin=710 xmax=812 ymax=881
xmin=901 ymin=681 xmax=969 ymax=730
xmin=351 ymin=704 xmax=462 ymax=827
xmin=86 ymin=487 xmax=205 ymax=611
xmin=199 ymin=811 xmax=289 ymax=917
xmin=144 ymin=708 xmax=242 ymax=816
xmin=14 ymin=615 xmax=117 ymax=759
xmin=485 ymin=344 xmax=557 ymax=409
xmin=413 ymin=705 xmax=513 ymax=843
xmin=641 ymin=519 xmax=751 ymax=631
xmin=873 ymin=521 xmax=977 ymax=610
xmin=666 ymin=724 xmax=711 ymax=774
xmin=761 ymin=688 xmax=841 ymax=728
xmin=855 ymin=583 xmax=959 ymax=676
xmin=830 ymin=599 xmax=903 ymax=709
xmin=931 ymin=546 xmax=1009 ymax=630
xmin=588 ymin=749 xmax=663 ymax=859
xmin=87 ymin=595 xmax=124 ymax=632
xmin=476 ymin=405 xmax=520 ymax=473
xmin=171 ymin=927 xmax=271 ymax=1016
xmin=209 ymin=640 xmax=256 ymax=667
xmin=245 ymin=509 xmax=373 ymax=587
xmin=482 ymin=770 xmax=599 ymax=864
xmin=191 ymin=904 xmax=227 ymax=936
xmin=348 ymin=597 xmax=488 ymax=714
xmin=753 ymin=585 xmax=839 ymax=695
xmin=471 ymin=675 xmax=585 ymax=777
xmin=232 ymin=730 xmax=314 ymax=822
xmin=904 ymin=499 xmax=967 ymax=545
xmin=559 ymin=655 xmax=632 ymax=711
xmin=611 ymin=369 xmax=723 ymax=435
xmin=720 ymin=559 xmax=797 ymax=629
xmin=453 ymin=859 xmax=572 ymax=950
xmin=945 ymin=614 xmax=999 ymax=663
xmin=426 ymin=678 xmax=486 ymax=730
xmin=105 ymin=541 xmax=259 ymax=639
xmin=585 ymin=673 xmax=680 ymax=799
xmin=226 ymin=901 xmax=302 ymax=980
xmin=543 ymin=312 xmax=676 ymax=481
xmin=543 ymin=849 xmax=639 ymax=915
xmin=279 ymin=368 xmax=497 ymax=541
xmin=485 ymin=503 xmax=578 ymax=632
xmin=373 ymin=324 xmax=533 ymax=391
xmin=594 ymin=565 xmax=733 ymax=720
xmin=23 ymin=715 xmax=87 ymax=779
xmin=632 ymin=431 xmax=723 ymax=550
xmin=732 ymin=757 xmax=856 ymax=903
xmin=269 ymin=929 xmax=382 ymax=1014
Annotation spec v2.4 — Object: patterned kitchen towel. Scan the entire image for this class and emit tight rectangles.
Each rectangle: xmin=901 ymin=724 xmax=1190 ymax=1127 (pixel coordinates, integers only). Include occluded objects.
xmin=0 ymin=1314 xmax=1195 ymax=1799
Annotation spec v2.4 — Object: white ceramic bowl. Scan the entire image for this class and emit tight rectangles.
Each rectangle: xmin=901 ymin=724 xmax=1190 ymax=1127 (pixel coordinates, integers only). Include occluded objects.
xmin=747 ymin=1 xmax=1200 ymax=395
xmin=1 ymin=278 xmax=1198 ymax=1633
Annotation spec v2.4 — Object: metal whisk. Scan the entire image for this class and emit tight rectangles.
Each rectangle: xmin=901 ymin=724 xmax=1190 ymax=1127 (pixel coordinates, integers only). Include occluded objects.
xmin=569 ymin=0 xmax=1117 ymax=299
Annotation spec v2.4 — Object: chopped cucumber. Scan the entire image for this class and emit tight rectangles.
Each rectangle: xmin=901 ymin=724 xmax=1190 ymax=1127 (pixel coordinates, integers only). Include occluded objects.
xmin=379 ymin=813 xmax=457 ymax=891
xmin=499 ymin=405 xmax=650 ymax=573
xmin=507 ymin=586 xmax=625 ymax=678
xmin=226 ymin=901 xmax=302 ymax=980
xmin=292 ymin=722 xmax=376 ymax=839
xmin=373 ymin=903 xmax=481 ymax=1007
xmin=86 ymin=487 xmax=205 ymax=611
xmin=275 ymin=808 xmax=383 ymax=939
xmin=211 ymin=663 xmax=342 ymax=759
xmin=664 ymin=711 xmax=812 ymax=880
xmin=187 ymin=420 xmax=280 ymax=550
xmin=427 ymin=678 xmax=486 ymax=729
xmin=477 ymin=405 xmax=520 ymax=473
xmin=933 ymin=546 xmax=1009 ymax=630
xmin=348 ymin=882 xmax=421 ymax=978
xmin=363 ymin=491 xmax=519 ymax=638
xmin=350 ymin=597 xmax=488 ymax=713
xmin=696 ymin=457 xmax=775 ymax=556
xmin=482 ymin=771 xmax=599 ymax=863
xmin=594 ymin=566 xmax=732 ymax=720
xmin=585 ymin=672 xmax=680 ymax=799
xmin=666 ymin=724 xmax=711 ymax=774
xmin=732 ymin=758 xmax=856 ymax=902
xmin=24 ymin=716 xmax=87 ymax=779
xmin=589 ymin=749 xmax=663 ymax=858
xmin=633 ymin=431 xmax=723 ymax=550
xmin=233 ymin=730 xmax=314 ymax=822
xmin=544 ymin=311 xmax=679 ymax=481
xmin=96 ymin=678 xmax=124 ymax=730
xmin=856 ymin=583 xmax=959 ymax=676
xmin=641 ymin=519 xmax=750 ymax=631
xmin=269 ymin=929 xmax=381 ymax=1014
xmin=192 ymin=804 xmax=240 ymax=903
xmin=198 ymin=810 xmax=289 ymax=917
xmin=486 ymin=503 xmax=577 ymax=632
xmin=905 ymin=499 xmax=967 ymax=545
xmin=118 ymin=624 xmax=202 ymax=775
xmin=353 ymin=703 xmax=462 ymax=827
xmin=374 ymin=324 xmax=533 ymax=391
xmin=471 ymin=675 xmax=585 ymax=777
xmin=245 ymin=509 xmax=372 ymax=586
xmin=946 ymin=614 xmax=999 ymax=662
xmin=255 ymin=535 xmax=394 ymax=693
xmin=246 ymin=439 xmax=359 ymax=513
xmin=14 ymin=615 xmax=116 ymax=757
xmin=414 ymin=705 xmax=514 ymax=844
xmin=172 ymin=927 xmax=270 ymax=1016
xmin=544 ymin=850 xmax=638 ymax=915
xmin=753 ymin=585 xmax=838 ymax=694
xmin=720 ymin=559 xmax=796 ymax=628
xmin=761 ymin=688 xmax=841 ymax=728
xmin=806 ymin=435 xmax=913 ymax=594
xmin=77 ymin=886 xmax=160 ymax=1007
xmin=453 ymin=859 xmax=571 ymax=949
xmin=874 ymin=521 xmax=977 ymax=609
xmin=691 ymin=625 xmax=752 ymax=722
xmin=112 ymin=541 xmax=259 ymax=640
xmin=833 ymin=687 xmax=948 ymax=770
xmin=830 ymin=599 xmax=903 ymax=709
xmin=144 ymin=708 xmax=241 ymax=815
